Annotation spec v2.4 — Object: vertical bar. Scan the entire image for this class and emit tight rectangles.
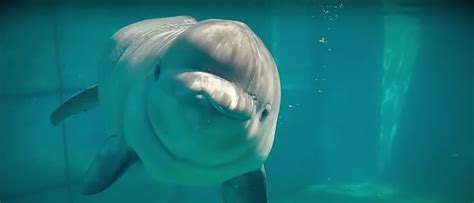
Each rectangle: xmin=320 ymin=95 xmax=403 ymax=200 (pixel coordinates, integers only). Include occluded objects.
xmin=270 ymin=0 xmax=280 ymax=66
xmin=52 ymin=4 xmax=73 ymax=203
xmin=378 ymin=0 xmax=420 ymax=174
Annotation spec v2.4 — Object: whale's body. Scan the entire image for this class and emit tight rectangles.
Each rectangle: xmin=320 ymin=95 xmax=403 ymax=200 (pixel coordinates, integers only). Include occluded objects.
xmin=51 ymin=16 xmax=280 ymax=202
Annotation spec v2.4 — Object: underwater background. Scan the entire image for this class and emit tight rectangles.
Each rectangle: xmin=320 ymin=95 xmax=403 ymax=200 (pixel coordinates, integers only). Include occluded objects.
xmin=0 ymin=0 xmax=472 ymax=202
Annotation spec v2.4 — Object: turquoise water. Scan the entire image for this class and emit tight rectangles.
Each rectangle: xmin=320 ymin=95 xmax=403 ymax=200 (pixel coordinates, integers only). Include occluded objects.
xmin=0 ymin=0 xmax=472 ymax=203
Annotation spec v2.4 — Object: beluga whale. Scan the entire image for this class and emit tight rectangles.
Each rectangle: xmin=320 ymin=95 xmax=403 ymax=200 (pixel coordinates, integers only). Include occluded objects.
xmin=50 ymin=16 xmax=281 ymax=202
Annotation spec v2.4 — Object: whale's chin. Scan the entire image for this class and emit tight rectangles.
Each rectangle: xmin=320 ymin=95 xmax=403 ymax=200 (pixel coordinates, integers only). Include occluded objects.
xmin=145 ymin=79 xmax=258 ymax=168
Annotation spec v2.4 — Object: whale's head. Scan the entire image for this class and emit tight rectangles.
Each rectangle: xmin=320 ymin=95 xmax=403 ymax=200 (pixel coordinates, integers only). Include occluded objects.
xmin=146 ymin=19 xmax=280 ymax=170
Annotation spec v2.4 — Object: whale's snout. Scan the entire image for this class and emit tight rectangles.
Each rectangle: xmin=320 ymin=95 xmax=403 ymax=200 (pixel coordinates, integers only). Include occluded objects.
xmin=176 ymin=71 xmax=256 ymax=121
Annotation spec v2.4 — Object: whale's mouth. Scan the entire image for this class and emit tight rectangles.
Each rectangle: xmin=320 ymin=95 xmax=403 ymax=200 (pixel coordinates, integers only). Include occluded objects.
xmin=176 ymin=71 xmax=256 ymax=121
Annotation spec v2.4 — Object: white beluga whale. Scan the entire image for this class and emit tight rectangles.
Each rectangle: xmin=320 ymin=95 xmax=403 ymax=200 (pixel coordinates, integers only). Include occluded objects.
xmin=50 ymin=16 xmax=281 ymax=202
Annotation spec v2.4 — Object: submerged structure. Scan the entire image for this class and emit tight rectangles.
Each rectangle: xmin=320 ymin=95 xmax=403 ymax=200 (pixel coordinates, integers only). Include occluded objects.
xmin=378 ymin=0 xmax=420 ymax=173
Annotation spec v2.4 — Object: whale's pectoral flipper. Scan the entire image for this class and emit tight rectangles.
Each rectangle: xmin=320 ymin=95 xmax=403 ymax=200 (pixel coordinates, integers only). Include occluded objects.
xmin=82 ymin=134 xmax=138 ymax=195
xmin=222 ymin=166 xmax=268 ymax=203
xmin=50 ymin=84 xmax=99 ymax=126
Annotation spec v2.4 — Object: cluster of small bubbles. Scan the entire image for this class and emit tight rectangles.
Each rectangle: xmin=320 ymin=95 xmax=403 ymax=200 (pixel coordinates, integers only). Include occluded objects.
xmin=317 ymin=36 xmax=332 ymax=53
xmin=318 ymin=37 xmax=328 ymax=44
xmin=313 ymin=63 xmax=327 ymax=92
xmin=313 ymin=72 xmax=325 ymax=95
xmin=321 ymin=2 xmax=343 ymax=22
xmin=320 ymin=2 xmax=343 ymax=35
xmin=288 ymin=103 xmax=301 ymax=109
xmin=312 ymin=2 xmax=341 ymax=97
xmin=317 ymin=37 xmax=331 ymax=53
xmin=317 ymin=2 xmax=343 ymax=53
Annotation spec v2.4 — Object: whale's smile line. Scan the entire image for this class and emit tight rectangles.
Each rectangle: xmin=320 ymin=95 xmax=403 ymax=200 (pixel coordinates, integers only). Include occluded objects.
xmin=175 ymin=71 xmax=256 ymax=121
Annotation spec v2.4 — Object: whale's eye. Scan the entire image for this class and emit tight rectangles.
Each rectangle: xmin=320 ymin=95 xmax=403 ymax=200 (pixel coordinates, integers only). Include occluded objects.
xmin=154 ymin=64 xmax=161 ymax=80
xmin=260 ymin=103 xmax=272 ymax=122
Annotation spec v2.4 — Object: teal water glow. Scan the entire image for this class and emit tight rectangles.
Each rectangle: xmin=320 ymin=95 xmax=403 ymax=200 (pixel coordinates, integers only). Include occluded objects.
xmin=0 ymin=1 xmax=472 ymax=203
